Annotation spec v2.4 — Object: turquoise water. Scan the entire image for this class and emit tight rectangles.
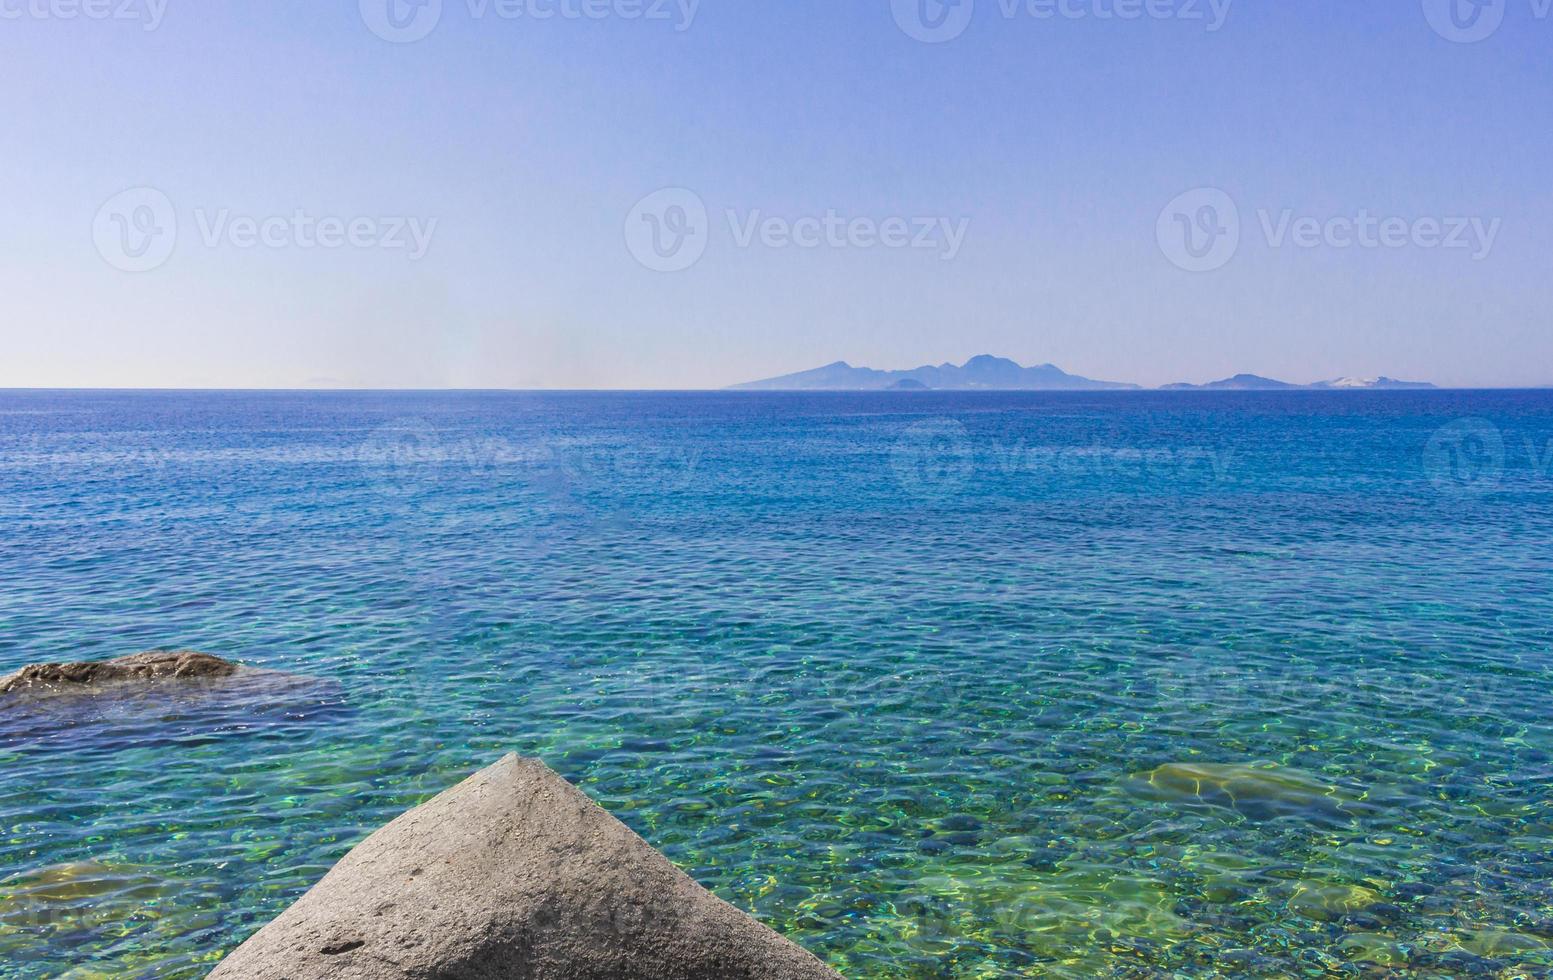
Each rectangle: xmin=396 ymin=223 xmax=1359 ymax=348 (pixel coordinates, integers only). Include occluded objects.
xmin=2 ymin=390 xmax=1551 ymax=977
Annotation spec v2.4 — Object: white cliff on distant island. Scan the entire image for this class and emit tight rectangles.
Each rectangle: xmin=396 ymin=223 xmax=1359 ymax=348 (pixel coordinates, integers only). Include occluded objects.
xmin=1309 ymin=377 xmax=1437 ymax=389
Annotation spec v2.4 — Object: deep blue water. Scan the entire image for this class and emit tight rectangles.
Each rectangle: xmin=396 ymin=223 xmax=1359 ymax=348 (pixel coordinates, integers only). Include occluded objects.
xmin=2 ymin=390 xmax=1551 ymax=977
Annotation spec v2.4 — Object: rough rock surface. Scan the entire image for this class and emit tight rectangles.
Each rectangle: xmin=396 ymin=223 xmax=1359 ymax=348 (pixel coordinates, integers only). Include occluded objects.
xmin=207 ymin=754 xmax=842 ymax=980
xmin=0 ymin=651 xmax=240 ymax=697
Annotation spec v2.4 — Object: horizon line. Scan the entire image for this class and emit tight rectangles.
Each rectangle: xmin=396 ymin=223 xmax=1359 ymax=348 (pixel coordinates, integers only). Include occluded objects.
xmin=1 ymin=386 xmax=1545 ymax=394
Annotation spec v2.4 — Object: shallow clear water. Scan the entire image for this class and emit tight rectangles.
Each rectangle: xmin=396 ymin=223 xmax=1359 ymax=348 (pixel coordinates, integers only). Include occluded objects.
xmin=2 ymin=390 xmax=1551 ymax=978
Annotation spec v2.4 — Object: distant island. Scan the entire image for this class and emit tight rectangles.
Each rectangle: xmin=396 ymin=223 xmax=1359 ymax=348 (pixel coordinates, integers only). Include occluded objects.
xmin=1162 ymin=374 xmax=1436 ymax=391
xmin=730 ymin=355 xmax=1139 ymax=391
xmin=730 ymin=357 xmax=1435 ymax=392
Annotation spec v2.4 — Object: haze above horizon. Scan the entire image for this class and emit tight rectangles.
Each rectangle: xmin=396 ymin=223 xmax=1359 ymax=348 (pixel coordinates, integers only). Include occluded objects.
xmin=3 ymin=4 xmax=1548 ymax=389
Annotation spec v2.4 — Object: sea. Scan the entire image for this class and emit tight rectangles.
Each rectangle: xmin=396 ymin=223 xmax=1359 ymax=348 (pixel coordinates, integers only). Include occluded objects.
xmin=1 ymin=389 xmax=1550 ymax=977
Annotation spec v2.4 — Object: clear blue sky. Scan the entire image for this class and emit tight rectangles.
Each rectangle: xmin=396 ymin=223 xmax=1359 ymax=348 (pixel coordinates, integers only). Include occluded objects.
xmin=3 ymin=1 xmax=1549 ymax=388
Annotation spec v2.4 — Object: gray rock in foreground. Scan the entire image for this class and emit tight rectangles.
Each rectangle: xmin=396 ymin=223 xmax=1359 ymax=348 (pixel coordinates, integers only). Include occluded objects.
xmin=0 ymin=651 xmax=240 ymax=697
xmin=207 ymin=754 xmax=843 ymax=979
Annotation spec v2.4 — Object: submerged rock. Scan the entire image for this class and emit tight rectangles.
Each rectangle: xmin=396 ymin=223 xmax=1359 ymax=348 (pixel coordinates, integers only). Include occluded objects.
xmin=0 ymin=859 xmax=225 ymax=976
xmin=0 ymin=651 xmax=239 ymax=697
xmin=0 ymin=652 xmax=349 ymax=751
xmin=0 ymin=859 xmax=179 ymax=944
xmin=0 ymin=860 xmax=171 ymax=922
xmin=990 ymin=870 xmax=1188 ymax=942
xmin=1286 ymin=881 xmax=1382 ymax=921
xmin=207 ymin=754 xmax=841 ymax=979
xmin=1129 ymin=762 xmax=1357 ymax=821
xmin=1337 ymin=931 xmax=1409 ymax=966
xmin=1455 ymin=928 xmax=1550 ymax=958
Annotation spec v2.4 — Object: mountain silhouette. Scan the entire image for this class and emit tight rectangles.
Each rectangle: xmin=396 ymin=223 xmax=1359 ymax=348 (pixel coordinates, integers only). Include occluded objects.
xmin=730 ymin=355 xmax=1139 ymax=391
